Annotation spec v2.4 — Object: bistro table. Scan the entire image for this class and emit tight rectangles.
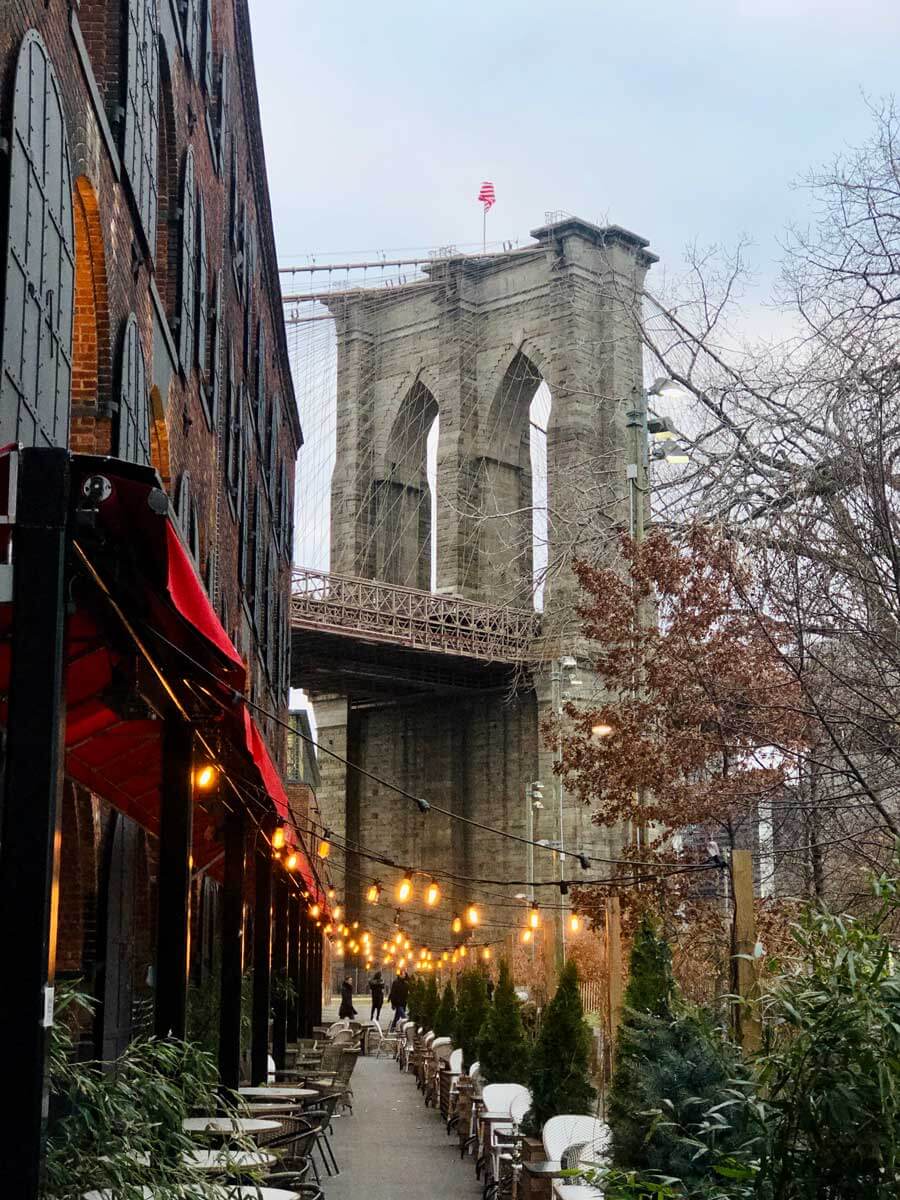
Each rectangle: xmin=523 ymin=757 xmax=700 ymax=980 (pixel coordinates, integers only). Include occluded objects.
xmin=180 ymin=1147 xmax=276 ymax=1174
xmin=238 ymin=1087 xmax=318 ymax=1100
xmin=182 ymin=1116 xmax=282 ymax=1135
xmin=225 ymin=1190 xmax=301 ymax=1199
xmin=82 ymin=1190 xmax=153 ymax=1199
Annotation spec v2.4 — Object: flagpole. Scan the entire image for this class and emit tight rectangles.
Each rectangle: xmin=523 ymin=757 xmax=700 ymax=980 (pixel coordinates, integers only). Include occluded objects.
xmin=482 ymin=205 xmax=486 ymax=255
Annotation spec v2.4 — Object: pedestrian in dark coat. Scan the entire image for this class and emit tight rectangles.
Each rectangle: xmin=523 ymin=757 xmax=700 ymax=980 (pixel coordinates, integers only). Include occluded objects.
xmin=339 ymin=975 xmax=357 ymax=1019
xmin=368 ymin=970 xmax=385 ymax=1023
xmin=388 ymin=970 xmax=410 ymax=1031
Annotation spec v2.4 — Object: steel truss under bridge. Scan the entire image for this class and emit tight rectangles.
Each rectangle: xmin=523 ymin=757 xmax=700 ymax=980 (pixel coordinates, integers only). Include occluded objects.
xmin=291 ymin=567 xmax=542 ymax=665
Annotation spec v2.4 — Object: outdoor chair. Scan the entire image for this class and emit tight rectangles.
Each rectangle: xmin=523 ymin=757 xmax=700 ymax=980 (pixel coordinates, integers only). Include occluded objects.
xmin=259 ymin=1116 xmax=324 ymax=1190
xmin=305 ymin=1046 xmax=358 ymax=1112
xmin=415 ymin=1031 xmax=436 ymax=1089
xmin=551 ymin=1132 xmax=612 ymax=1200
xmin=476 ymin=1084 xmax=531 ymax=1185
xmin=542 ymin=1116 xmax=609 ymax=1165
xmin=424 ymin=1036 xmax=452 ymax=1107
xmin=444 ymin=1047 xmax=465 ymax=1128
xmin=486 ymin=1092 xmax=531 ymax=1200
xmin=461 ymin=1061 xmax=483 ymax=1157
xmin=326 ymin=1019 xmax=350 ymax=1039
xmin=364 ymin=1019 xmax=384 ymax=1056
xmin=301 ymin=1089 xmax=344 ymax=1177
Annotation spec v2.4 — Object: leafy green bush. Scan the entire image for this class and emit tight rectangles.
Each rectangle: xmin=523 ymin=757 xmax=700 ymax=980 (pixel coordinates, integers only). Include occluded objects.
xmin=524 ymin=960 xmax=596 ymax=1132
xmin=434 ymin=980 xmax=457 ymax=1038
xmin=477 ymin=960 xmax=531 ymax=1084
xmin=454 ymin=968 xmax=490 ymax=1070
xmin=45 ymin=983 xmax=259 ymax=1199
xmin=407 ymin=974 xmax=424 ymax=1023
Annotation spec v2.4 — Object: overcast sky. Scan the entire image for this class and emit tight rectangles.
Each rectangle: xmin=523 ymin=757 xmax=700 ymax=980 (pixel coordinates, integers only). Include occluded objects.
xmin=252 ymin=0 xmax=900 ymax=300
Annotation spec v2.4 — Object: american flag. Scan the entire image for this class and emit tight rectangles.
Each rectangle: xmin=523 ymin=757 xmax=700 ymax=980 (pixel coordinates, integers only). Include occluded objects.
xmin=478 ymin=181 xmax=496 ymax=211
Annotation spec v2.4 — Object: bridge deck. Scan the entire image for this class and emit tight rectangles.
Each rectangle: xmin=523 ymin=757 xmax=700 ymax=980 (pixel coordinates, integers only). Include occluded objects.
xmin=291 ymin=567 xmax=542 ymax=665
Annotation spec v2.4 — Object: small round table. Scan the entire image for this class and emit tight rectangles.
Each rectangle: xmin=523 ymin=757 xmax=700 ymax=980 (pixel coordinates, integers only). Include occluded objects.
xmin=180 ymin=1147 xmax=276 ymax=1174
xmin=238 ymin=1087 xmax=318 ymax=1100
xmin=182 ymin=1115 xmax=282 ymax=1135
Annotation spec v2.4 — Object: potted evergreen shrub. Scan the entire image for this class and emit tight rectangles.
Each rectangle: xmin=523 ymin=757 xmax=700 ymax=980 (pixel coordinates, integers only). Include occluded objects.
xmin=454 ymin=968 xmax=490 ymax=1070
xmin=477 ymin=959 xmax=531 ymax=1084
xmin=524 ymin=960 xmax=596 ymax=1133
xmin=434 ymin=980 xmax=457 ymax=1038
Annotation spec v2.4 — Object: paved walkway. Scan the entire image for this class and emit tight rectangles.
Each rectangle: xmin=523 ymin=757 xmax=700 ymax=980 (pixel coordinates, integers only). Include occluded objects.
xmin=324 ymin=1055 xmax=481 ymax=1200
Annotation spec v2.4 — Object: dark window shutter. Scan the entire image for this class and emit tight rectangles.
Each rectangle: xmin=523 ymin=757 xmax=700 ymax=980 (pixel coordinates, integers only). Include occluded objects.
xmin=269 ymin=393 xmax=280 ymax=484
xmin=217 ymin=53 xmax=229 ymax=164
xmin=225 ymin=339 xmax=238 ymax=493
xmin=1 ymin=30 xmax=75 ymax=450
xmin=209 ymin=270 xmax=222 ymax=425
xmin=229 ymin=144 xmax=238 ymax=253
xmin=237 ymin=392 xmax=250 ymax=588
xmin=116 ymin=315 xmax=151 ymax=465
xmin=255 ymin=320 xmax=267 ymax=444
xmin=124 ymin=0 xmax=159 ymax=251
xmin=201 ymin=0 xmax=213 ymax=94
xmin=195 ymin=189 xmax=208 ymax=372
xmin=182 ymin=0 xmax=200 ymax=76
xmin=177 ymin=148 xmax=196 ymax=370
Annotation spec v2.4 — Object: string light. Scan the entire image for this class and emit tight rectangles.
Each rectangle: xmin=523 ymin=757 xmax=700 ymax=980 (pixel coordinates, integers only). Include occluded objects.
xmin=482 ymin=947 xmax=492 ymax=961
xmin=333 ymin=905 xmax=343 ymax=922
xmin=569 ymin=913 xmax=581 ymax=933
xmin=309 ymin=903 xmax=320 ymax=919
xmin=521 ymin=928 xmax=532 ymax=944
xmin=466 ymin=903 xmax=480 ymax=926
xmin=451 ymin=914 xmax=462 ymax=934
xmin=397 ymin=873 xmax=413 ymax=903
xmin=529 ymin=904 xmax=540 ymax=930
xmin=194 ymin=764 xmax=217 ymax=790
xmin=318 ymin=831 xmax=332 ymax=859
xmin=425 ymin=879 xmax=441 ymax=907
xmin=285 ymin=852 xmax=299 ymax=871
xmin=366 ymin=881 xmax=382 ymax=904
xmin=459 ymin=945 xmax=468 ymax=958
xmin=272 ymin=824 xmax=286 ymax=851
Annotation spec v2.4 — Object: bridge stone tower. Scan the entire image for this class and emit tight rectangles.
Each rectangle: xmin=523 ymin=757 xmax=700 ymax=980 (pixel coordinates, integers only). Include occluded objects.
xmin=293 ymin=217 xmax=656 ymax=961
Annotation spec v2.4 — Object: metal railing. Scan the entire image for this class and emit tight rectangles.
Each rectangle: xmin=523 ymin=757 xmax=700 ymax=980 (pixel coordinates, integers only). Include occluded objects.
xmin=291 ymin=567 xmax=542 ymax=664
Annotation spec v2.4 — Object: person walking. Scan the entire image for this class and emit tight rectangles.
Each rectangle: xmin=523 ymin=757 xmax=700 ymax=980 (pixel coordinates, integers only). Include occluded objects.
xmin=368 ymin=969 xmax=386 ymax=1024
xmin=388 ymin=969 xmax=409 ymax=1031
xmin=338 ymin=974 xmax=357 ymax=1019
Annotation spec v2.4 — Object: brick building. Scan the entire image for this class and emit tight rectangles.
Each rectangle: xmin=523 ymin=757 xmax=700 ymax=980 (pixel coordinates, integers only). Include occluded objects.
xmin=0 ymin=4 xmax=323 ymax=1188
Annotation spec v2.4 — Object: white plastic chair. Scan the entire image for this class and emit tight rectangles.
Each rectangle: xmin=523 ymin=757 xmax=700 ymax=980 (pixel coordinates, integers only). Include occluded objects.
xmin=552 ymin=1131 xmax=611 ymax=1200
xmin=266 ymin=1054 xmax=276 ymax=1083
xmin=542 ymin=1115 xmax=608 ymax=1163
xmin=488 ymin=1091 xmax=532 ymax=1186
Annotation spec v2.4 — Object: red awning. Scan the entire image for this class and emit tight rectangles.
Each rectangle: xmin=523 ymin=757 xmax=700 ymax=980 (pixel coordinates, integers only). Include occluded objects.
xmin=0 ymin=452 xmax=316 ymax=887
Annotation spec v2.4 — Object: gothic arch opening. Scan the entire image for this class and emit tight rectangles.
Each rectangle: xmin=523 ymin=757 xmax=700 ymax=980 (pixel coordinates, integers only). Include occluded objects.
xmin=72 ymin=177 xmax=112 ymax=449
xmin=471 ymin=351 xmax=548 ymax=607
xmin=371 ymin=380 xmax=437 ymax=590
xmin=149 ymin=383 xmax=171 ymax=485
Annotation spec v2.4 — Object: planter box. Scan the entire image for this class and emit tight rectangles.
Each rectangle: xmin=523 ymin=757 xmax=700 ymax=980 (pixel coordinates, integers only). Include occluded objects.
xmin=520 ymin=1137 xmax=552 ymax=1200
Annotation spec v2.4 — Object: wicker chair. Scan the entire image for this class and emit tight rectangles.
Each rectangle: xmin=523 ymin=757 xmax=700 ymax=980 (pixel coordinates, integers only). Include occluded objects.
xmin=259 ymin=1116 xmax=324 ymax=1195
xmin=301 ymin=1089 xmax=344 ymax=1177
xmin=424 ymin=1037 xmax=453 ymax=1107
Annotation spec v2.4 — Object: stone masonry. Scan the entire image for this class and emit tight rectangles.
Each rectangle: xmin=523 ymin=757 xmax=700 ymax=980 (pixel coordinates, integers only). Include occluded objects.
xmin=307 ymin=218 xmax=656 ymax=951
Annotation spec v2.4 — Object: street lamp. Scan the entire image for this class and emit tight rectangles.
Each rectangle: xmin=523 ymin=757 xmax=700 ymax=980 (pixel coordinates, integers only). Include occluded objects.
xmin=626 ymin=377 xmax=692 ymax=543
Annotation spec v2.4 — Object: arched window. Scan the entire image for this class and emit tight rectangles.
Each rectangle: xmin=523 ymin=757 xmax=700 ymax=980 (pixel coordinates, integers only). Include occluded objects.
xmin=154 ymin=44 xmax=178 ymax=310
xmin=116 ymin=315 xmax=151 ymax=465
xmin=255 ymin=318 xmax=267 ymax=453
xmin=0 ymin=31 xmax=74 ymax=450
xmin=216 ymin=52 xmax=230 ymax=168
xmin=124 ymin=0 xmax=159 ymax=251
xmin=177 ymin=148 xmax=196 ymax=371
xmin=268 ymin=393 xmax=280 ymax=485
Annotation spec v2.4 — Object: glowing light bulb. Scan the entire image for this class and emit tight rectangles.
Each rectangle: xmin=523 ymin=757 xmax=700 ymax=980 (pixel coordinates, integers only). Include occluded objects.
xmin=366 ymin=882 xmax=382 ymax=904
xmin=194 ymin=764 xmax=216 ymax=790
xmin=285 ymin=852 xmax=299 ymax=871
xmin=466 ymin=904 xmax=480 ymax=927
xmin=521 ymin=929 xmax=532 ymax=944
xmin=570 ymin=914 xmax=581 ymax=933
xmin=451 ymin=915 xmax=462 ymax=934
xmin=482 ymin=947 xmax=492 ymax=961
xmin=333 ymin=906 xmax=343 ymax=922
xmin=272 ymin=824 xmax=285 ymax=851
xmin=529 ymin=905 xmax=540 ymax=930
xmin=397 ymin=874 xmax=413 ymax=903
xmin=394 ymin=932 xmax=403 ymax=946
xmin=318 ymin=836 xmax=331 ymax=860
xmin=425 ymin=880 xmax=441 ymax=907
xmin=459 ymin=945 xmax=467 ymax=958
xmin=309 ymin=903 xmax=320 ymax=919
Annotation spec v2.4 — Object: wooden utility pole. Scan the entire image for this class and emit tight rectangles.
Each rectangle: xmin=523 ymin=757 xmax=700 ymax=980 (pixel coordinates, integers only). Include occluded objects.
xmin=606 ymin=896 xmax=623 ymax=1048
xmin=731 ymin=849 xmax=762 ymax=1053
